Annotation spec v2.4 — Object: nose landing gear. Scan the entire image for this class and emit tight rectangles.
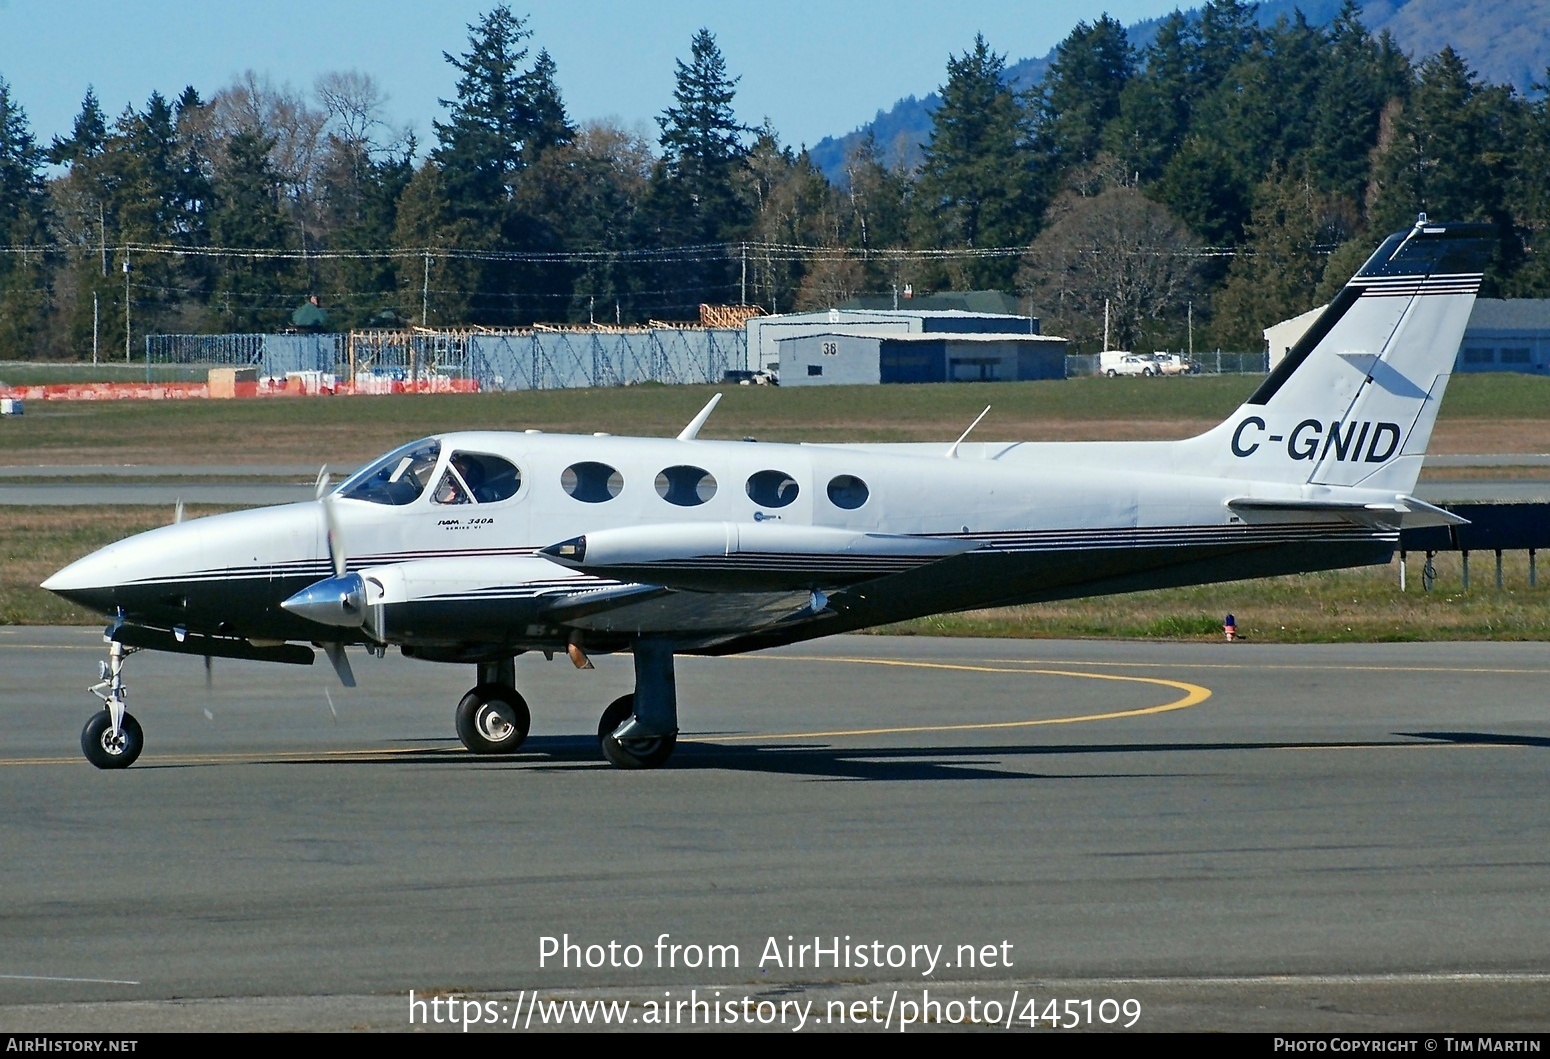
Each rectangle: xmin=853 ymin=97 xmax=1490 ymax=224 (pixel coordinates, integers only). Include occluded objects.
xmin=83 ymin=638 xmax=143 ymax=769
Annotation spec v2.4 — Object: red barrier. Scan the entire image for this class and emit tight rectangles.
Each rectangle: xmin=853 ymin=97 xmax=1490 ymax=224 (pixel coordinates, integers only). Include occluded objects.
xmin=0 ymin=377 xmax=480 ymax=401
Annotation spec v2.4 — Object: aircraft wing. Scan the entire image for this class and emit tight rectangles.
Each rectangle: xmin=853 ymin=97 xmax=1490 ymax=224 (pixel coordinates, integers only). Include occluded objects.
xmin=536 ymin=520 xmax=979 ymax=591
xmin=316 ymin=537 xmax=922 ymax=645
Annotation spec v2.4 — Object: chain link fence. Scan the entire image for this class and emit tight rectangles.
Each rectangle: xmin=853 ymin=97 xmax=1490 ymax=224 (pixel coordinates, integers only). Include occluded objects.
xmin=1065 ymin=350 xmax=1269 ymax=377
xmin=146 ymin=328 xmax=746 ymax=390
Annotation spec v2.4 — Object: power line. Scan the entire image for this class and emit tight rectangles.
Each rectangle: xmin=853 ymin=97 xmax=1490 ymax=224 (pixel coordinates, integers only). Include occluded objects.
xmin=0 ymin=239 xmax=1246 ymax=263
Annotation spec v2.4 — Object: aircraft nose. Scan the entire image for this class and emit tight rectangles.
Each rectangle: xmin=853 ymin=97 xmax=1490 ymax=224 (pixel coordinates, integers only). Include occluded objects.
xmin=41 ymin=503 xmax=324 ymax=617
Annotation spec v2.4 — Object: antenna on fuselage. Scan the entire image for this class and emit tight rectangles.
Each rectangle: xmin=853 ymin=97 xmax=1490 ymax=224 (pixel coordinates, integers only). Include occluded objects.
xmin=677 ymin=392 xmax=723 ymax=441
xmin=946 ymin=405 xmax=991 ymax=459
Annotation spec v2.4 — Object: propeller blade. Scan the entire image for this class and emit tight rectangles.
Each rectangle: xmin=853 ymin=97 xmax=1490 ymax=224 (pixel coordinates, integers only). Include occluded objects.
xmin=174 ymin=498 xmax=185 ymax=524
xmin=322 ymin=492 xmax=347 ymax=579
xmin=314 ymin=465 xmax=331 ymax=500
xmin=323 ymin=642 xmax=356 ymax=688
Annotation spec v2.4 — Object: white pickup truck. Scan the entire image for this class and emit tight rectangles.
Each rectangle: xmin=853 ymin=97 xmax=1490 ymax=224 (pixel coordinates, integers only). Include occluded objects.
xmin=1099 ymin=351 xmax=1156 ymax=377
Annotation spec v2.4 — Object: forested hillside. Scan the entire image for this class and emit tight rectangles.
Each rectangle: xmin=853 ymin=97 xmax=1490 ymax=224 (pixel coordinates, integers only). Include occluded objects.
xmin=0 ymin=0 xmax=1547 ymax=361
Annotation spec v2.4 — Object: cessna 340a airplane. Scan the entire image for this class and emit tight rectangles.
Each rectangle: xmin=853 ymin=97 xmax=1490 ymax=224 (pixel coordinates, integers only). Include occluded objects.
xmin=44 ymin=216 xmax=1490 ymax=770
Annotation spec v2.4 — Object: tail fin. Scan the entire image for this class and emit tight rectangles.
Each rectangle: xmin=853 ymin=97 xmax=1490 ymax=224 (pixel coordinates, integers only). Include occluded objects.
xmin=1190 ymin=216 xmax=1492 ymax=490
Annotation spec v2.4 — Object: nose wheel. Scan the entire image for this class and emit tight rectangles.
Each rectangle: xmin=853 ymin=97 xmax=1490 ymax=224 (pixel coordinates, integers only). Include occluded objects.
xmin=81 ymin=710 xmax=143 ymax=769
xmin=82 ymin=637 xmax=144 ymax=769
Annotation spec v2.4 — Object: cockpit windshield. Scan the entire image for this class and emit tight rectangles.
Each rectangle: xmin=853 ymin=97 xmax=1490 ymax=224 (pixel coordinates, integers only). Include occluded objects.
xmin=336 ymin=439 xmax=441 ymax=505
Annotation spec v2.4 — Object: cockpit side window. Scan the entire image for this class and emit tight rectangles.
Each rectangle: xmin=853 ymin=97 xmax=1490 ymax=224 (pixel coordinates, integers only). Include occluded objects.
xmin=338 ymin=440 xmax=441 ymax=506
xmin=433 ymin=452 xmax=522 ymax=505
xmin=433 ymin=468 xmax=471 ymax=505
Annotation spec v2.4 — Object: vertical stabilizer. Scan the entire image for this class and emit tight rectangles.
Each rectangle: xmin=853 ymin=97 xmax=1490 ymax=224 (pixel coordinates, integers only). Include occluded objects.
xmin=1186 ymin=217 xmax=1493 ymax=490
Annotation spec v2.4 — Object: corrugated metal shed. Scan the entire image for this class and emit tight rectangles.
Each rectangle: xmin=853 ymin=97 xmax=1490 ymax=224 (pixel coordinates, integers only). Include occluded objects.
xmin=746 ymin=308 xmax=1039 ymax=373
xmin=778 ymin=331 xmax=1067 ymax=386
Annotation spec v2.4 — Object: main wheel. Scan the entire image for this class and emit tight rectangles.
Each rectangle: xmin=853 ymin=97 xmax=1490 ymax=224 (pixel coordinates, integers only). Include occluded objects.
xmin=1105 ymin=369 xmax=1117 ymax=377
xmin=597 ymin=693 xmax=676 ymax=770
xmin=455 ymin=684 xmax=531 ymax=754
xmin=81 ymin=711 xmax=143 ymax=769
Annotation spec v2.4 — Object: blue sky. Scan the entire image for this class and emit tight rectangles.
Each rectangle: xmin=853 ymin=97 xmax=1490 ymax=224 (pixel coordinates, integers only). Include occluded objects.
xmin=1 ymin=0 xmax=1181 ymax=152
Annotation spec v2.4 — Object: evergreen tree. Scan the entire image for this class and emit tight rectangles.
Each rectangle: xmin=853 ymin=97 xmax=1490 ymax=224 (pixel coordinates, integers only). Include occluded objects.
xmin=1504 ymin=68 xmax=1550 ymax=296
xmin=1212 ymin=164 xmax=1352 ymax=349
xmin=433 ymin=5 xmax=541 ymax=201
xmin=913 ymin=34 xmax=1040 ymax=289
xmin=838 ymin=132 xmax=911 ymax=297
xmin=0 ymin=77 xmax=51 ymax=359
xmin=1308 ymin=1 xmax=1410 ymax=208
xmin=47 ymin=87 xmax=108 ymax=167
xmin=1105 ymin=12 xmax=1196 ymax=182
xmin=1154 ymin=134 xmax=1252 ymax=246
xmin=210 ymin=128 xmax=296 ymax=331
xmin=1037 ymin=15 xmax=1134 ymax=171
xmin=655 ymin=27 xmax=749 ymax=241
xmin=424 ymin=6 xmax=577 ymax=324
xmin=1370 ymin=47 xmax=1519 ymax=286
xmin=521 ymin=49 xmax=575 ymax=161
xmin=44 ymin=89 xmax=117 ymax=359
xmin=515 ymin=120 xmax=652 ymax=322
xmin=644 ymin=28 xmax=751 ymax=313
xmin=1194 ymin=0 xmax=1262 ymax=89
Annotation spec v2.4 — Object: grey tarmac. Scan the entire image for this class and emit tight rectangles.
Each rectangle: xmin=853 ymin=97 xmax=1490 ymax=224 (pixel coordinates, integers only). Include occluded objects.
xmin=0 ymin=629 xmax=1548 ymax=1032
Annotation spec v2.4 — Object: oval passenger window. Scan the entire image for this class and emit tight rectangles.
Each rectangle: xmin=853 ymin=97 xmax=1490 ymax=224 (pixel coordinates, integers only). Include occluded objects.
xmin=746 ymin=469 xmax=799 ymax=508
xmin=561 ymin=462 xmax=624 ymax=503
xmin=827 ymin=474 xmax=869 ymax=510
xmin=655 ymin=465 xmax=717 ymax=506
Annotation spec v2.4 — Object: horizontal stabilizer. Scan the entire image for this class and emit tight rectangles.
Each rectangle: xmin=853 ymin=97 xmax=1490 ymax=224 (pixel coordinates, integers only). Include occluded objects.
xmin=1227 ymin=494 xmax=1468 ymax=530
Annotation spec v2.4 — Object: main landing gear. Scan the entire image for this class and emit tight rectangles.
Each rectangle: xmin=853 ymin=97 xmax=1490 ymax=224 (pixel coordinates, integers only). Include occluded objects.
xmin=597 ymin=639 xmax=679 ymax=770
xmin=453 ymin=641 xmax=681 ymax=770
xmin=82 ymin=639 xmax=143 ymax=769
xmin=454 ymin=657 xmax=531 ymax=754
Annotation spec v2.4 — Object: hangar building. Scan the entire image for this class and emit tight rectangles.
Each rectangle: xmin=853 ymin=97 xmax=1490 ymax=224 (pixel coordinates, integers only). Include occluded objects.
xmin=745 ymin=308 xmax=1040 ymax=373
xmin=778 ymin=331 xmax=1068 ymax=386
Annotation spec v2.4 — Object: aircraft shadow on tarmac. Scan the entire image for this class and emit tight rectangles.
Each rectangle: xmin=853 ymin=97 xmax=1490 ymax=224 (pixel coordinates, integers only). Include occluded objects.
xmin=130 ymin=729 xmax=1548 ymax=782
xmin=1402 ymin=731 xmax=1550 ymax=749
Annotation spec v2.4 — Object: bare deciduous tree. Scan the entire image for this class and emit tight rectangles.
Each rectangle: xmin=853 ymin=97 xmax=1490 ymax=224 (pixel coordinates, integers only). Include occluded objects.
xmin=1017 ymin=187 xmax=1201 ymax=352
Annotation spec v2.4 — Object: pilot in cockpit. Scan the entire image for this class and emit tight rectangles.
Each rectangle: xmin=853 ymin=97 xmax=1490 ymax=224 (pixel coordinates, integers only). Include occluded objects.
xmin=435 ymin=454 xmax=483 ymax=505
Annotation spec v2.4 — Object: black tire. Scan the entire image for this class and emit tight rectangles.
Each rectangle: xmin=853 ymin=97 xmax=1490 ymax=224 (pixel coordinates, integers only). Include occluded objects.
xmin=597 ymin=693 xmax=676 ymax=770
xmin=455 ymin=684 xmax=531 ymax=754
xmin=1142 ymin=367 xmax=1154 ymax=377
xmin=81 ymin=711 xmax=143 ymax=769
xmin=1105 ymin=369 xmax=1116 ymax=378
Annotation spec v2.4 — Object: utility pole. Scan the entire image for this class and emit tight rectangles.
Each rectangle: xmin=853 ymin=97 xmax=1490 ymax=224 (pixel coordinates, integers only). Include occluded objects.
xmin=422 ymin=253 xmax=431 ymax=326
xmin=739 ymin=243 xmax=747 ymax=306
xmin=94 ymin=203 xmax=106 ymax=365
xmin=1188 ymin=300 xmax=1194 ymax=359
xmin=123 ymin=252 xmax=131 ymax=363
